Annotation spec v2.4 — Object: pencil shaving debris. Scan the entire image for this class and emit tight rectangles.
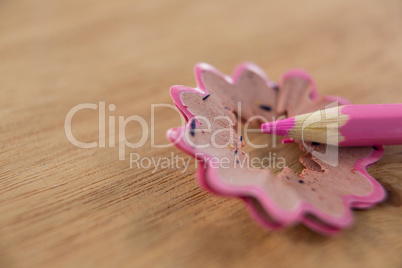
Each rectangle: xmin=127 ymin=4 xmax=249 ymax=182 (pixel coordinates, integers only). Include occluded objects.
xmin=167 ymin=62 xmax=386 ymax=235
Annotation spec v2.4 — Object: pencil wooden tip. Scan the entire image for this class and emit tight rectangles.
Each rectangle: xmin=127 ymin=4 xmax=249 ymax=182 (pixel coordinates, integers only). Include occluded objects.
xmin=261 ymin=118 xmax=295 ymax=136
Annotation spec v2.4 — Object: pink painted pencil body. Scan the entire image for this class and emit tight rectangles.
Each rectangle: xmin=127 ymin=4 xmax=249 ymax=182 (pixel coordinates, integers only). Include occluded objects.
xmin=261 ymin=104 xmax=402 ymax=147
xmin=340 ymin=104 xmax=402 ymax=146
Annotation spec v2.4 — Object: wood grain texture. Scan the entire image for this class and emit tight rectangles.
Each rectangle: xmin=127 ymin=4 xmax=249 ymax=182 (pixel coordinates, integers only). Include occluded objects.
xmin=1 ymin=0 xmax=402 ymax=267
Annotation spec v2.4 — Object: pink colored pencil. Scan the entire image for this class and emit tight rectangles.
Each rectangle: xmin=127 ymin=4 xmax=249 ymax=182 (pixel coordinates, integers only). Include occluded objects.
xmin=261 ymin=104 xmax=402 ymax=147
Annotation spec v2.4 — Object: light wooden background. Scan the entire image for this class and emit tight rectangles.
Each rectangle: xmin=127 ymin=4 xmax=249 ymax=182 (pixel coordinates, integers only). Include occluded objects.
xmin=1 ymin=0 xmax=402 ymax=267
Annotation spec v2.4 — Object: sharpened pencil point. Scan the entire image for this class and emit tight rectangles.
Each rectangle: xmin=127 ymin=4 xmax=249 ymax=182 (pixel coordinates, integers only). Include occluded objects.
xmin=261 ymin=118 xmax=295 ymax=136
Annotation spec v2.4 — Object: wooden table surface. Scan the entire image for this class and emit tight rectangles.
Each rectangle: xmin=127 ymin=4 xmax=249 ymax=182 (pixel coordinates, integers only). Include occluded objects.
xmin=1 ymin=0 xmax=402 ymax=267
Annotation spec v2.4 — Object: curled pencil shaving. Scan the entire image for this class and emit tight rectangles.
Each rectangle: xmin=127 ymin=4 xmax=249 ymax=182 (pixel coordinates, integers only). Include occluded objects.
xmin=167 ymin=63 xmax=386 ymax=235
